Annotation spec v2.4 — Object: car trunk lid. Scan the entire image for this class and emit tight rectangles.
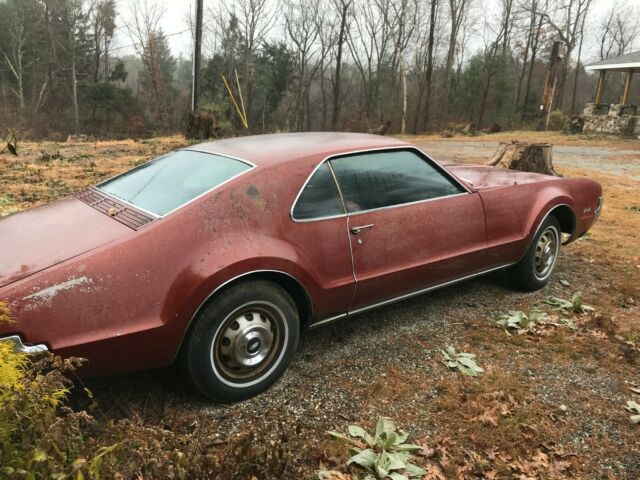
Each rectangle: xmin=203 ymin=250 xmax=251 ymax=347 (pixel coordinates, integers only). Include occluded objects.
xmin=0 ymin=196 xmax=136 ymax=288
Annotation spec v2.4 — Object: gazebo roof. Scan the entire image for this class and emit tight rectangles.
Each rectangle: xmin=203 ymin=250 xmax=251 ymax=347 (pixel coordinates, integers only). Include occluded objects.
xmin=586 ymin=50 xmax=640 ymax=72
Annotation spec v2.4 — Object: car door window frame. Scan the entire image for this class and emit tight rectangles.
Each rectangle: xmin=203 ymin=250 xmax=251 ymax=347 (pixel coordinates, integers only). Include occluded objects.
xmin=290 ymin=146 xmax=470 ymax=222
xmin=290 ymin=161 xmax=348 ymax=222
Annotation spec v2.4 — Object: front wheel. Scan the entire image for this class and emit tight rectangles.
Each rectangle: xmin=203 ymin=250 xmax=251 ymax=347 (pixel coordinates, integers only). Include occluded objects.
xmin=508 ymin=216 xmax=561 ymax=291
xmin=183 ymin=280 xmax=300 ymax=402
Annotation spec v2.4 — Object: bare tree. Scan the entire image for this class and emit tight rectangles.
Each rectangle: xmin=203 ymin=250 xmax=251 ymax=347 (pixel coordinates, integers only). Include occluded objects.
xmin=0 ymin=3 xmax=29 ymax=110
xmin=599 ymin=1 xmax=640 ymax=59
xmin=410 ymin=0 xmax=438 ymax=133
xmin=346 ymin=0 xmax=394 ymax=123
xmin=125 ymin=0 xmax=169 ymax=125
xmin=330 ymin=0 xmax=351 ymax=131
xmin=61 ymin=0 xmax=91 ymax=132
xmin=536 ymin=0 xmax=592 ymax=111
xmin=477 ymin=0 xmax=515 ymax=127
xmin=284 ymin=0 xmax=321 ymax=130
xmin=440 ymin=0 xmax=472 ymax=125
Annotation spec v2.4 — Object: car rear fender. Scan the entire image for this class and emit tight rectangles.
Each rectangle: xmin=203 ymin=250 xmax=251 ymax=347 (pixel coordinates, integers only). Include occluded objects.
xmin=520 ymin=203 xmax=577 ymax=260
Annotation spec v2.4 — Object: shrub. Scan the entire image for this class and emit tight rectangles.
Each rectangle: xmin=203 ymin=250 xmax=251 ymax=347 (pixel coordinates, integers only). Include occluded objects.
xmin=547 ymin=110 xmax=565 ymax=131
xmin=0 ymin=347 xmax=111 ymax=479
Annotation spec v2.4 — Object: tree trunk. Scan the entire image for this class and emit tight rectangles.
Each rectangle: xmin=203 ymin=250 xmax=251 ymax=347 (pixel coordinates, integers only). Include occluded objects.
xmin=331 ymin=1 xmax=349 ymax=131
xmin=423 ymin=0 xmax=437 ymax=132
xmin=486 ymin=141 xmax=557 ymax=176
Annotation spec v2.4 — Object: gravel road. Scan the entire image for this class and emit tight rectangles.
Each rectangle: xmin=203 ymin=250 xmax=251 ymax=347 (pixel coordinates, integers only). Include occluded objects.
xmin=413 ymin=139 xmax=640 ymax=179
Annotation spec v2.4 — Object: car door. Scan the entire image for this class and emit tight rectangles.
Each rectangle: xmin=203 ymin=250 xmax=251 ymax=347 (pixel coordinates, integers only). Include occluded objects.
xmin=289 ymin=161 xmax=355 ymax=319
xmin=328 ymin=148 xmax=489 ymax=311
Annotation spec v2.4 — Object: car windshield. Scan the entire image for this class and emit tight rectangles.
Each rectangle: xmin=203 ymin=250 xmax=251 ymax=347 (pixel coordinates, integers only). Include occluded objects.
xmin=97 ymin=150 xmax=252 ymax=216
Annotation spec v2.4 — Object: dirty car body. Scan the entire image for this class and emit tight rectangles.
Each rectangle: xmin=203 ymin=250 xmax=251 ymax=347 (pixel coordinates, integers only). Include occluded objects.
xmin=0 ymin=133 xmax=602 ymax=401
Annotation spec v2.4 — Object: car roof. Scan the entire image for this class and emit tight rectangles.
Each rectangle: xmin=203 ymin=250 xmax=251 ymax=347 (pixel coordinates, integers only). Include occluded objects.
xmin=186 ymin=132 xmax=412 ymax=167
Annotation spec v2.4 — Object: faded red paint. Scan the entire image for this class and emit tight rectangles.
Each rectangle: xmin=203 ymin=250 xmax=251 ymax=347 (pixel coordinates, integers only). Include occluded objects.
xmin=0 ymin=133 xmax=602 ymax=377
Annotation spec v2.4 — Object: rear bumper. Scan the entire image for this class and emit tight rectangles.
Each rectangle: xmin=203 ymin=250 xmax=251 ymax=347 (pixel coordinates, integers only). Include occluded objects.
xmin=0 ymin=335 xmax=48 ymax=354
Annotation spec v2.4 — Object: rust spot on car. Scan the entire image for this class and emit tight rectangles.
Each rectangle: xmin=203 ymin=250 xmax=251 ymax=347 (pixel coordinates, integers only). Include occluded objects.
xmin=22 ymin=276 xmax=94 ymax=310
xmin=246 ymin=185 xmax=260 ymax=200
xmin=245 ymin=185 xmax=269 ymax=212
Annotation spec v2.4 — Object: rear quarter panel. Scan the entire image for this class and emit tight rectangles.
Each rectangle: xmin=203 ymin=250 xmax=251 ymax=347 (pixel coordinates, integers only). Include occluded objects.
xmin=478 ymin=176 xmax=601 ymax=265
xmin=0 ymin=156 xmax=354 ymax=376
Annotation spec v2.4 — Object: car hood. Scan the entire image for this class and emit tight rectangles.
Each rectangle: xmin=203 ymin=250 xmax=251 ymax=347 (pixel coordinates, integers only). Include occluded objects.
xmin=0 ymin=196 xmax=133 ymax=288
xmin=445 ymin=164 xmax=560 ymax=189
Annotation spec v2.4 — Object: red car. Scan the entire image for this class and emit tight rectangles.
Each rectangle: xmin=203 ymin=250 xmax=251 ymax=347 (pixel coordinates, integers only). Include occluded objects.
xmin=0 ymin=133 xmax=602 ymax=402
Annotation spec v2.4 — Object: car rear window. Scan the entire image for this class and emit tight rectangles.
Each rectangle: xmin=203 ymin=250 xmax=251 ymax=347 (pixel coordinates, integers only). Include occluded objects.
xmin=97 ymin=150 xmax=252 ymax=216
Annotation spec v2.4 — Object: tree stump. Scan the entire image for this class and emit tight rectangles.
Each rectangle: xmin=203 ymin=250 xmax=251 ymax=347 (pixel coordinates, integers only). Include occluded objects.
xmin=485 ymin=141 xmax=557 ymax=176
xmin=185 ymin=111 xmax=222 ymax=140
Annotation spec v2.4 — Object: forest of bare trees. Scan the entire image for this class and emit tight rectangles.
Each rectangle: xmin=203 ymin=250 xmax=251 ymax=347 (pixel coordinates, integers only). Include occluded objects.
xmin=0 ymin=0 xmax=638 ymax=138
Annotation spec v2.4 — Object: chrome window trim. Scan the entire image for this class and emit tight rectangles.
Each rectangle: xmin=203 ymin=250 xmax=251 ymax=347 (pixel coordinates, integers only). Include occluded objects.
xmin=309 ymin=262 xmax=515 ymax=329
xmin=290 ymin=160 xmax=348 ymax=223
xmin=0 ymin=334 xmax=48 ymax=354
xmin=346 ymin=192 xmax=470 ymax=217
xmin=95 ymin=149 xmax=257 ymax=219
xmin=290 ymin=145 xmax=471 ymax=223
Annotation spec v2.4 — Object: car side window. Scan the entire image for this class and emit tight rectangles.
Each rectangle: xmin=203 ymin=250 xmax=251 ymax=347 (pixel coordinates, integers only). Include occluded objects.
xmin=292 ymin=163 xmax=345 ymax=220
xmin=329 ymin=149 xmax=465 ymax=213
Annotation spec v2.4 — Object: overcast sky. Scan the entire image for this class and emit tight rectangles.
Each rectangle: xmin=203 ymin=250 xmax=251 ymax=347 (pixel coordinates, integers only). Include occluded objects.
xmin=113 ymin=0 xmax=631 ymax=64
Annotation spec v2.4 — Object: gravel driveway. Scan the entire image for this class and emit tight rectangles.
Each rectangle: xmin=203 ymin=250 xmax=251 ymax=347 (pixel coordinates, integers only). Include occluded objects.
xmin=414 ymin=139 xmax=640 ymax=179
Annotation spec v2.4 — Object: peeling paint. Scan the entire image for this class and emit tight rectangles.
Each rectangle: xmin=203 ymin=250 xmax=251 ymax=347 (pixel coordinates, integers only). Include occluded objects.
xmin=23 ymin=276 xmax=93 ymax=302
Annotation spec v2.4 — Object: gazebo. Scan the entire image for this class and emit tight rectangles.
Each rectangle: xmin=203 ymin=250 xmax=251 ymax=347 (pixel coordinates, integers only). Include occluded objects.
xmin=585 ymin=50 xmax=640 ymax=105
xmin=581 ymin=50 xmax=640 ymax=136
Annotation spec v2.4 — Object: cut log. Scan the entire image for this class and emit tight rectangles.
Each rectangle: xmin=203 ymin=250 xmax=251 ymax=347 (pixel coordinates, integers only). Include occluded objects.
xmin=485 ymin=141 xmax=557 ymax=176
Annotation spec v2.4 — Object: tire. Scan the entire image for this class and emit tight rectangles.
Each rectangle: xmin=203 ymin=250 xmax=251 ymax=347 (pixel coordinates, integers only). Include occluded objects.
xmin=183 ymin=280 xmax=300 ymax=403
xmin=508 ymin=215 xmax=561 ymax=291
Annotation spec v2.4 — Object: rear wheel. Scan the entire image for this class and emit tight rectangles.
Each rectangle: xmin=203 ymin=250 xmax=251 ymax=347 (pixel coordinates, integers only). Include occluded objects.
xmin=508 ymin=216 xmax=561 ymax=291
xmin=183 ymin=280 xmax=300 ymax=402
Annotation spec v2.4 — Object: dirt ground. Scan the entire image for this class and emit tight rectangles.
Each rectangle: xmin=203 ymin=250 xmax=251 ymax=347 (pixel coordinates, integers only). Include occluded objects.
xmin=1 ymin=131 xmax=639 ymax=479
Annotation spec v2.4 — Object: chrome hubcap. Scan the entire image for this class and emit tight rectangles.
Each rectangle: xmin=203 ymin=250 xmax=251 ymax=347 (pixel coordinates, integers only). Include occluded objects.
xmin=534 ymin=227 xmax=558 ymax=279
xmin=213 ymin=304 xmax=282 ymax=382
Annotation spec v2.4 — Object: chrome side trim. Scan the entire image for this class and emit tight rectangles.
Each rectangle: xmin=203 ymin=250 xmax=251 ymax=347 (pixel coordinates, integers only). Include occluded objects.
xmin=309 ymin=262 xmax=515 ymax=329
xmin=0 ymin=335 xmax=48 ymax=354
xmin=290 ymin=145 xmax=471 ymax=223
xmin=173 ymin=269 xmax=313 ymax=361
xmin=594 ymin=195 xmax=603 ymax=217
xmin=96 ymin=149 xmax=257 ymax=219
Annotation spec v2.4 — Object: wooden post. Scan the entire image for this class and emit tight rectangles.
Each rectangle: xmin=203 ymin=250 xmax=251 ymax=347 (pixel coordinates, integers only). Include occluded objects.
xmin=537 ymin=41 xmax=562 ymax=131
xmin=595 ymin=70 xmax=606 ymax=104
xmin=621 ymin=69 xmax=633 ymax=105
xmin=191 ymin=0 xmax=204 ymax=111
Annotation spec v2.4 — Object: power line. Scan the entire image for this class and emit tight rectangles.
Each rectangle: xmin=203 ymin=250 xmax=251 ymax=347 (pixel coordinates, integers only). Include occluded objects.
xmin=109 ymin=28 xmax=191 ymax=53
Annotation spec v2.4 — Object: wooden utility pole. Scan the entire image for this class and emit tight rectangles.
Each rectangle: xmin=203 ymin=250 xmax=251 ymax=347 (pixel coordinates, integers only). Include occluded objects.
xmin=191 ymin=0 xmax=204 ymax=111
xmin=537 ymin=41 xmax=562 ymax=130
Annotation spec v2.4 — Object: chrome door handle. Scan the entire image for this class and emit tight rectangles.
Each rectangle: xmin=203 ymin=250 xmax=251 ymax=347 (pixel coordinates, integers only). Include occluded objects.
xmin=350 ymin=224 xmax=374 ymax=235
